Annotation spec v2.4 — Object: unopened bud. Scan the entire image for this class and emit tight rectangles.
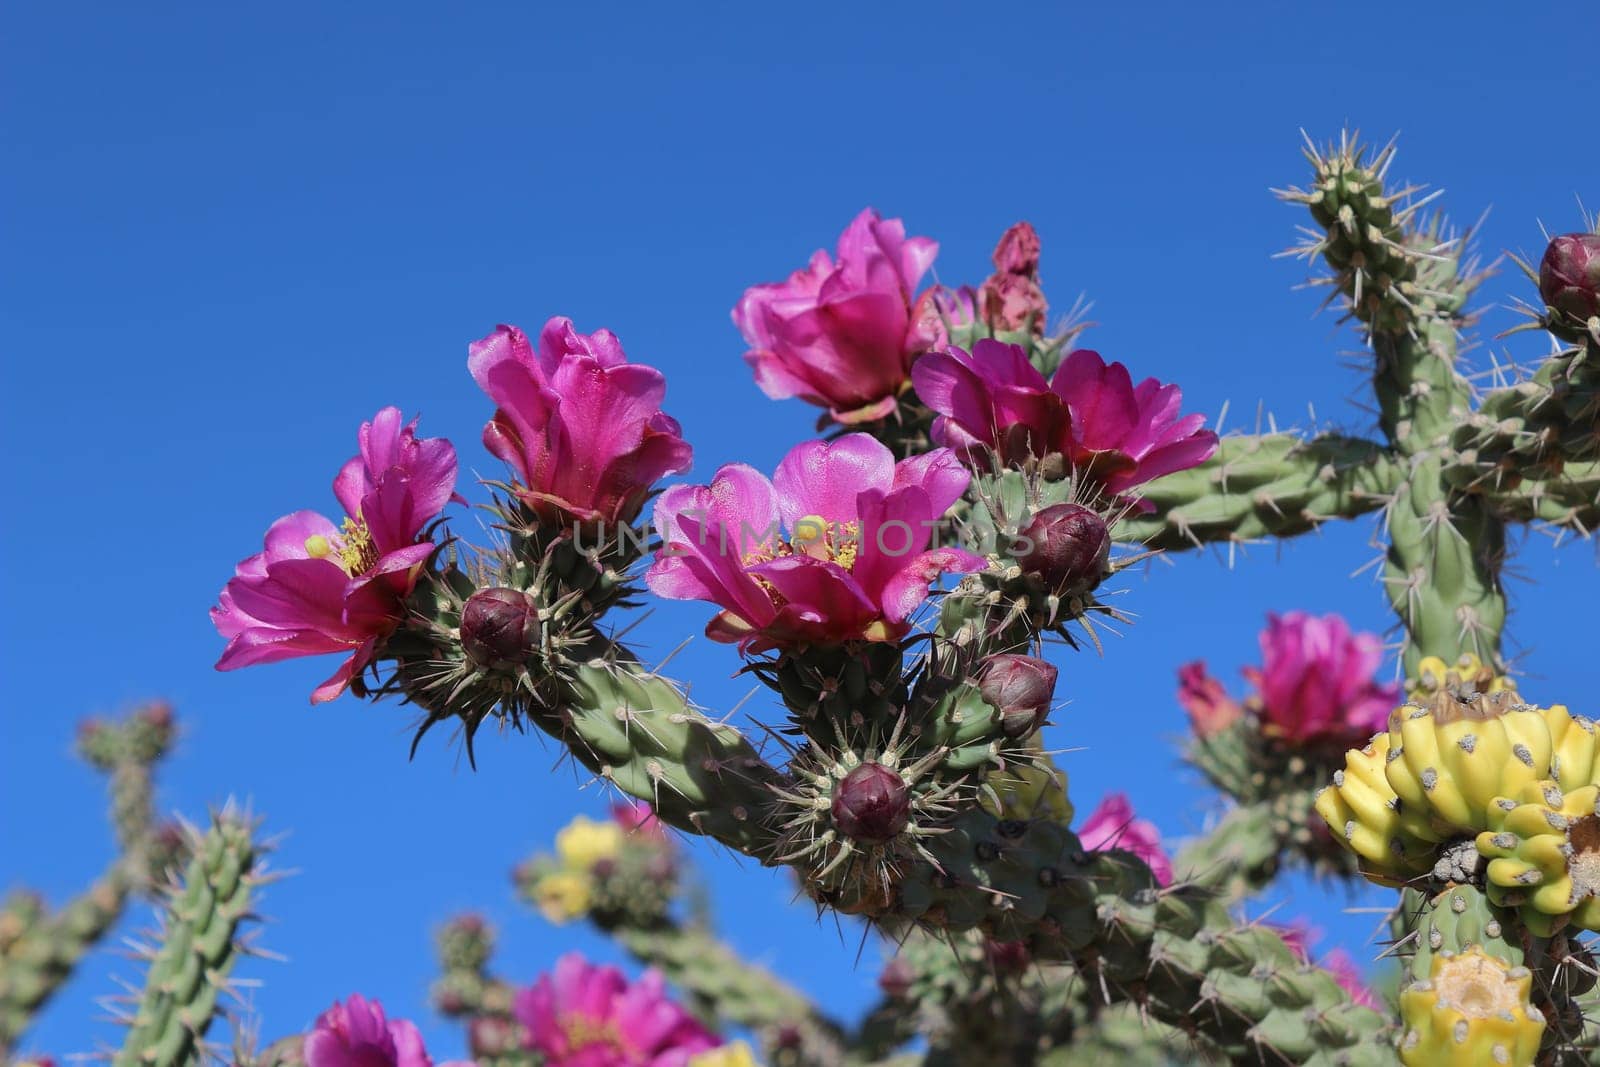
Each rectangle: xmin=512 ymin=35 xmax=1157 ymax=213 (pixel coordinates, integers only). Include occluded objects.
xmin=831 ymin=763 xmax=912 ymax=843
xmin=460 ymin=587 xmax=538 ymax=670
xmin=878 ymin=956 xmax=915 ymax=998
xmin=984 ymin=938 xmax=1032 ymax=974
xmin=977 ymin=654 xmax=1058 ymax=739
xmin=1541 ymin=233 xmax=1600 ymax=334
xmin=1014 ymin=503 xmax=1111 ymax=598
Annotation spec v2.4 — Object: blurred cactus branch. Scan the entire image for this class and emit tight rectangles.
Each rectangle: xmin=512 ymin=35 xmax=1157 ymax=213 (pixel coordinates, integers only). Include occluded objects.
xmin=0 ymin=701 xmax=179 ymax=1056
xmin=113 ymin=805 xmax=269 ymax=1067
xmin=1115 ymin=432 xmax=1399 ymax=550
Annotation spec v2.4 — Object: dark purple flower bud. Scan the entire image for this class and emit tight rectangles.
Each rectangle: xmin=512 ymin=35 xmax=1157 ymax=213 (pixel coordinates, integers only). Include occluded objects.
xmin=1541 ymin=233 xmax=1600 ymax=329
xmin=831 ymin=763 xmax=912 ymax=843
xmin=878 ymin=956 xmax=915 ymax=998
xmin=460 ymin=587 xmax=538 ymax=669
xmin=978 ymin=654 xmax=1058 ymax=739
xmin=984 ymin=938 xmax=1032 ymax=974
xmin=1014 ymin=503 xmax=1111 ymax=598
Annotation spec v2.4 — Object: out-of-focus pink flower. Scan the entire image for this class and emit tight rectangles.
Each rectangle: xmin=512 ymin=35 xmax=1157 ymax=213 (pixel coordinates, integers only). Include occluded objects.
xmin=1245 ymin=612 xmax=1398 ymax=745
xmin=912 ymin=343 xmax=1217 ymax=493
xmin=212 ymin=408 xmax=456 ymax=703
xmin=1273 ymin=924 xmax=1379 ymax=1009
xmin=1321 ymin=949 xmax=1380 ymax=1008
xmin=645 ymin=435 xmax=984 ymax=651
xmin=470 ymin=318 xmax=692 ymax=527
xmin=515 ymin=953 xmax=718 ymax=1067
xmin=977 ymin=221 xmax=1047 ymax=333
xmin=612 ymin=801 xmax=666 ymax=839
xmin=1077 ymin=793 xmax=1172 ymax=886
xmin=304 ymin=995 xmax=448 ymax=1067
xmin=1177 ymin=661 xmax=1243 ymax=737
xmin=734 ymin=208 xmax=940 ymax=424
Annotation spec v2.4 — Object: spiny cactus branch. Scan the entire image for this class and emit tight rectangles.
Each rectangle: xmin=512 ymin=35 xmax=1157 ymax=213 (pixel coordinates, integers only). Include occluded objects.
xmin=1115 ymin=432 xmax=1399 ymax=551
xmin=113 ymin=806 xmax=268 ymax=1067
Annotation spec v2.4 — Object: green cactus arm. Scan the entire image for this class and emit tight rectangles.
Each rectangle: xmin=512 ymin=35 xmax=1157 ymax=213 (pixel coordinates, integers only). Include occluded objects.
xmin=820 ymin=808 xmax=1394 ymax=1065
xmin=1113 ymin=433 xmax=1399 ymax=550
xmin=0 ymin=706 xmax=178 ymax=1055
xmin=531 ymin=647 xmax=787 ymax=856
xmin=114 ymin=808 xmax=266 ymax=1067
xmin=1487 ymin=459 xmax=1600 ymax=534
xmin=1172 ymin=795 xmax=1315 ymax=901
xmin=1447 ymin=345 xmax=1600 ymax=491
xmin=0 ymin=871 xmax=130 ymax=1055
xmin=1283 ymin=134 xmax=1507 ymax=675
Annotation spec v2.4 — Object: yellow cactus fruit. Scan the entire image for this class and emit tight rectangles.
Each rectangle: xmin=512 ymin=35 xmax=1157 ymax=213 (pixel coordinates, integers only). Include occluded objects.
xmin=1476 ymin=779 xmax=1600 ymax=936
xmin=532 ymin=870 xmax=593 ymax=924
xmin=1409 ymin=653 xmax=1520 ymax=704
xmin=1398 ymin=947 xmax=1545 ymax=1067
xmin=980 ymin=753 xmax=1073 ymax=825
xmin=1385 ymin=692 xmax=1562 ymax=835
xmin=555 ymin=815 xmax=626 ymax=871
xmin=1314 ymin=731 xmax=1439 ymax=884
xmin=689 ymin=1042 xmax=763 ymax=1067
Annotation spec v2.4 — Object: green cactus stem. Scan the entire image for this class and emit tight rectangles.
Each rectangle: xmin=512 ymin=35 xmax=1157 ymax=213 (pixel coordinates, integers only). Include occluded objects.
xmin=1116 ymin=432 xmax=1400 ymax=551
xmin=114 ymin=807 xmax=267 ymax=1067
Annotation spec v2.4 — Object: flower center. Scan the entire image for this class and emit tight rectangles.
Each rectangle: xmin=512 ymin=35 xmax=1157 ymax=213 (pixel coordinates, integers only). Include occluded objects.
xmin=789 ymin=514 xmax=860 ymax=570
xmin=304 ymin=517 xmax=379 ymax=575
xmin=560 ymin=1013 xmax=622 ymax=1053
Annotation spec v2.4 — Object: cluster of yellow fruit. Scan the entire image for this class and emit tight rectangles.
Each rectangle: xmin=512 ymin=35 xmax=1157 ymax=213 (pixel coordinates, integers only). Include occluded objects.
xmin=530 ymin=815 xmax=627 ymax=923
xmin=1317 ymin=689 xmax=1600 ymax=935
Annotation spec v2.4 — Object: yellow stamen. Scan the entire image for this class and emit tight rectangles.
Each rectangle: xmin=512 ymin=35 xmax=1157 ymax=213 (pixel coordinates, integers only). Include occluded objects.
xmin=337 ymin=517 xmax=378 ymax=575
xmin=304 ymin=534 xmax=332 ymax=559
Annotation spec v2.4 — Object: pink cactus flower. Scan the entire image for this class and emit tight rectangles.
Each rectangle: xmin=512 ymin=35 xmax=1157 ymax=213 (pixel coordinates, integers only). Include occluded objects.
xmin=912 ymin=339 xmax=1075 ymax=467
xmin=1246 ymin=612 xmax=1398 ymax=745
xmin=645 ymin=435 xmax=984 ymax=650
xmin=734 ymin=208 xmax=941 ymax=424
xmin=1077 ymin=793 xmax=1172 ymax=886
xmin=515 ymin=953 xmax=718 ymax=1067
xmin=305 ymin=995 xmax=453 ymax=1067
xmin=469 ymin=318 xmax=693 ymax=527
xmin=1054 ymin=350 xmax=1217 ymax=492
xmin=1274 ymin=924 xmax=1379 ymax=1009
xmin=612 ymin=801 xmax=667 ymax=839
xmin=1177 ymin=661 xmax=1243 ymax=738
xmin=212 ymin=408 xmax=457 ymax=703
xmin=912 ymin=343 xmax=1217 ymax=494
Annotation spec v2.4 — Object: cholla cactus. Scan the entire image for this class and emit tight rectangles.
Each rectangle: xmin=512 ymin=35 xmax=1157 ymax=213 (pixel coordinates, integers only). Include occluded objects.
xmin=18 ymin=127 xmax=1600 ymax=1065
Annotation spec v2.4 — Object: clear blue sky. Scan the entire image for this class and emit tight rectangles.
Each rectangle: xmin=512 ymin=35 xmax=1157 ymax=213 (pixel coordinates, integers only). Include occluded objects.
xmin=4 ymin=1 xmax=1597 ymax=1056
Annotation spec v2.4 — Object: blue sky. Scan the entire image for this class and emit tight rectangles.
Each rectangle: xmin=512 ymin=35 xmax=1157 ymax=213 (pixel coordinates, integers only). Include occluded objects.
xmin=4 ymin=0 xmax=1598 ymax=1056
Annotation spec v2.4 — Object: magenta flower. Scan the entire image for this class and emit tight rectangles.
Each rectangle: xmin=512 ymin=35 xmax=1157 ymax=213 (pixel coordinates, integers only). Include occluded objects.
xmin=212 ymin=408 xmax=457 ymax=703
xmin=469 ymin=318 xmax=693 ymax=526
xmin=645 ymin=435 xmax=984 ymax=650
xmin=304 ymin=995 xmax=443 ymax=1067
xmin=1246 ymin=612 xmax=1398 ymax=745
xmin=1177 ymin=660 xmax=1243 ymax=738
xmin=734 ymin=208 xmax=941 ymax=424
xmin=1274 ymin=924 xmax=1379 ymax=1009
xmin=912 ymin=343 xmax=1218 ymax=494
xmin=612 ymin=801 xmax=667 ymax=839
xmin=515 ymin=953 xmax=718 ymax=1067
xmin=1077 ymin=793 xmax=1172 ymax=886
